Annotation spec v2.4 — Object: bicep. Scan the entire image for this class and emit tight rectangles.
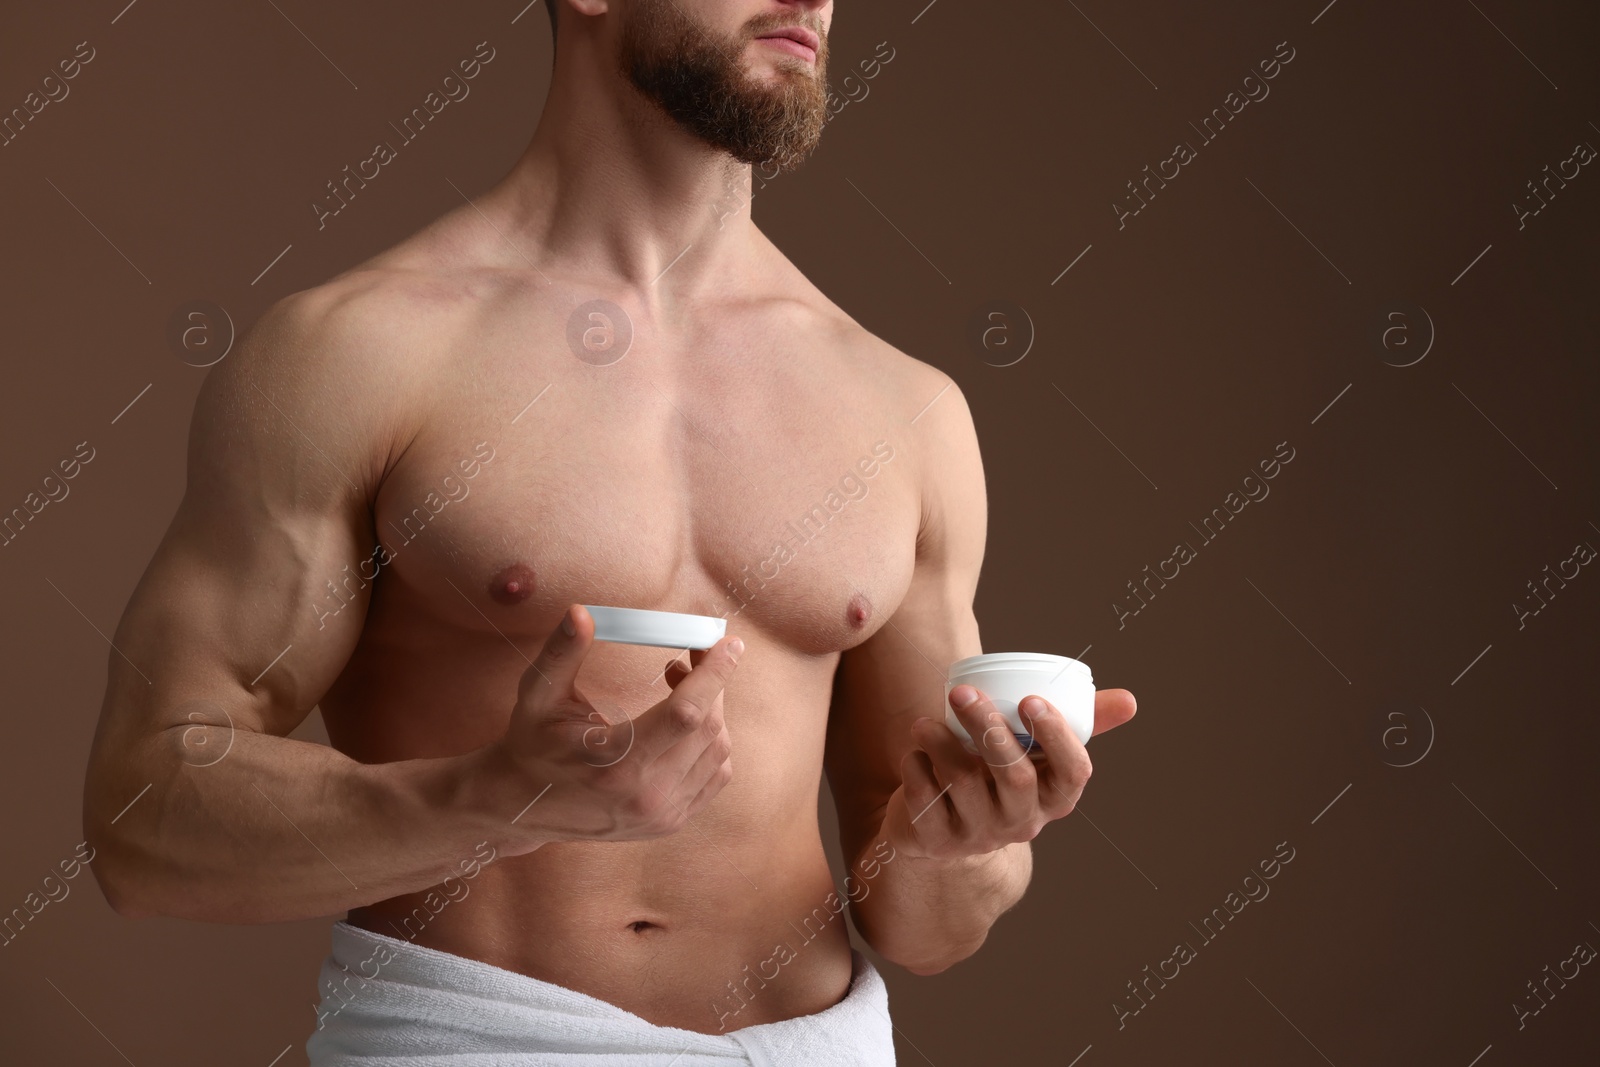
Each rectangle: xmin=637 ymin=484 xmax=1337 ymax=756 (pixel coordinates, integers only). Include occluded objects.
xmin=824 ymin=374 xmax=987 ymax=857
xmin=93 ymin=291 xmax=392 ymax=762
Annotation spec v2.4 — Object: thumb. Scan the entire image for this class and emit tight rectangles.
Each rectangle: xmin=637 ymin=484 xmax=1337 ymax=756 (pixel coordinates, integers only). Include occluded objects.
xmin=518 ymin=603 xmax=592 ymax=709
xmin=663 ymin=647 xmax=706 ymax=689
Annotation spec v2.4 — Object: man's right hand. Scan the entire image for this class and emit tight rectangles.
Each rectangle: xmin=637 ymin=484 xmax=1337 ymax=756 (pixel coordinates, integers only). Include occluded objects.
xmin=488 ymin=603 xmax=742 ymax=847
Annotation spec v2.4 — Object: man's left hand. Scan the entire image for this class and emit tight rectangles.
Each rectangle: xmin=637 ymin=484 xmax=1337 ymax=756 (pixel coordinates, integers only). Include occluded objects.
xmin=879 ymin=685 xmax=1137 ymax=861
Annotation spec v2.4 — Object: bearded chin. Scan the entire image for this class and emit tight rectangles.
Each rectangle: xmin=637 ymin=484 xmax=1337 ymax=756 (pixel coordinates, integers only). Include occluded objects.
xmin=620 ymin=3 xmax=828 ymax=172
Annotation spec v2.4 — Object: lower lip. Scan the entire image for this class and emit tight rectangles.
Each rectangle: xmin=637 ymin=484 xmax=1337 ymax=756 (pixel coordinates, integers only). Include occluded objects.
xmin=756 ymin=36 xmax=817 ymax=63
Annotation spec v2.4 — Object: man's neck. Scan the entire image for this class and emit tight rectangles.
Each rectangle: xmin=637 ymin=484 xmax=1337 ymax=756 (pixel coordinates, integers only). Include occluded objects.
xmin=479 ymin=36 xmax=762 ymax=311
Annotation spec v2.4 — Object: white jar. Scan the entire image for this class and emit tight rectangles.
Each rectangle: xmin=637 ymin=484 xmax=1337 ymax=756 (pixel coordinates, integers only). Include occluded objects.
xmin=945 ymin=652 xmax=1095 ymax=756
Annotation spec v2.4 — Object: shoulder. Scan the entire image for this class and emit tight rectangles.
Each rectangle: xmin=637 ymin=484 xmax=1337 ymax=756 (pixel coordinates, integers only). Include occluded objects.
xmin=776 ymin=273 xmax=969 ymax=428
xmin=864 ymin=340 xmax=984 ymax=555
xmin=194 ymin=264 xmax=491 ymax=497
xmin=817 ymin=301 xmax=979 ymax=466
xmin=245 ymin=197 xmax=538 ymax=386
xmin=785 ymin=286 xmax=984 ymax=552
xmin=245 ymin=260 xmax=493 ymax=378
xmin=754 ymin=237 xmax=978 ymax=461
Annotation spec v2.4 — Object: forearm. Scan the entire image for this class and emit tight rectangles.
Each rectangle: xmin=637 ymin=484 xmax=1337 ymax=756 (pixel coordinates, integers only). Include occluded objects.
xmin=85 ymin=727 xmax=535 ymax=923
xmin=848 ymin=835 xmax=1032 ymax=975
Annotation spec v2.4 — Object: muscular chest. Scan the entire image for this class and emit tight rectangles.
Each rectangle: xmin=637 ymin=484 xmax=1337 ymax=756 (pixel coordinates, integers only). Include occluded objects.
xmin=367 ymin=317 xmax=921 ymax=658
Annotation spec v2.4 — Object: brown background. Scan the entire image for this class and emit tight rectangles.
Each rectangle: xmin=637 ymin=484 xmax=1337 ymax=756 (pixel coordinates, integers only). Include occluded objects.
xmin=3 ymin=0 xmax=1598 ymax=1063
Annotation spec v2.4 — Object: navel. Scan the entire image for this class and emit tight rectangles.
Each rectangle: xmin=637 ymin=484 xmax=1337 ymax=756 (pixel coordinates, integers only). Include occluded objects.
xmin=846 ymin=591 xmax=873 ymax=629
xmin=488 ymin=562 xmax=538 ymax=605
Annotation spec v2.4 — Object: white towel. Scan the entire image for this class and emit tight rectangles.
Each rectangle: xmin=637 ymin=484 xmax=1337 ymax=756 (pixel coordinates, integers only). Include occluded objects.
xmin=305 ymin=920 xmax=897 ymax=1066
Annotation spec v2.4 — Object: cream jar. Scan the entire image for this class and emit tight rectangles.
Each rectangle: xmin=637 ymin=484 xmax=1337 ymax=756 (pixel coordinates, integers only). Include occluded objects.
xmin=945 ymin=652 xmax=1094 ymax=757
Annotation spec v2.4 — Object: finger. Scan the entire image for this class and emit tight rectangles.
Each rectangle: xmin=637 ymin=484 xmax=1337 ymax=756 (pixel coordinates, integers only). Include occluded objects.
xmin=949 ymin=685 xmax=1036 ymax=769
xmin=1021 ymin=696 xmax=1092 ymax=815
xmin=651 ymin=696 xmax=731 ymax=784
xmin=631 ymin=635 xmax=743 ymax=764
xmin=574 ymin=703 xmax=637 ymax=768
xmin=940 ymin=699 xmax=1040 ymax=841
xmin=947 ymin=685 xmax=1033 ymax=761
xmin=518 ymin=603 xmax=594 ymax=707
xmin=911 ymin=716 xmax=993 ymax=824
xmin=683 ymin=746 xmax=735 ymax=817
xmin=971 ymin=708 xmax=1043 ymax=829
xmin=899 ymin=748 xmax=950 ymax=835
xmin=674 ymin=721 xmax=733 ymax=806
xmin=1091 ymin=688 xmax=1137 ymax=737
xmin=663 ymin=646 xmax=708 ymax=689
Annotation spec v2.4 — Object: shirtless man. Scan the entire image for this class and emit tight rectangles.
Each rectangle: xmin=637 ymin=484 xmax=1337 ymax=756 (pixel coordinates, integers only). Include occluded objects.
xmin=83 ymin=0 xmax=1136 ymax=1058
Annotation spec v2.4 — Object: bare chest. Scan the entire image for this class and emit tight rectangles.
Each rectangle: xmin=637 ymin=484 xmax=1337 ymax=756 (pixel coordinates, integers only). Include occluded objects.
xmin=365 ymin=309 xmax=921 ymax=658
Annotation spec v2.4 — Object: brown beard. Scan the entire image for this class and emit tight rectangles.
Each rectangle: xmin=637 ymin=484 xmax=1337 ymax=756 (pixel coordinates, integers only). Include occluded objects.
xmin=619 ymin=0 xmax=829 ymax=172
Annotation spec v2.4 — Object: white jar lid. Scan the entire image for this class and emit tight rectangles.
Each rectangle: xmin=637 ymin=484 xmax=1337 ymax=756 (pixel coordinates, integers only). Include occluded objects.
xmin=949 ymin=652 xmax=1092 ymax=679
xmin=584 ymin=605 xmax=728 ymax=650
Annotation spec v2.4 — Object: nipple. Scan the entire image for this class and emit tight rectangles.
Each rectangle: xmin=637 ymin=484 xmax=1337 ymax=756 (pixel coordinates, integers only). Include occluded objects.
xmin=489 ymin=563 xmax=538 ymax=605
xmin=846 ymin=591 xmax=872 ymax=629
